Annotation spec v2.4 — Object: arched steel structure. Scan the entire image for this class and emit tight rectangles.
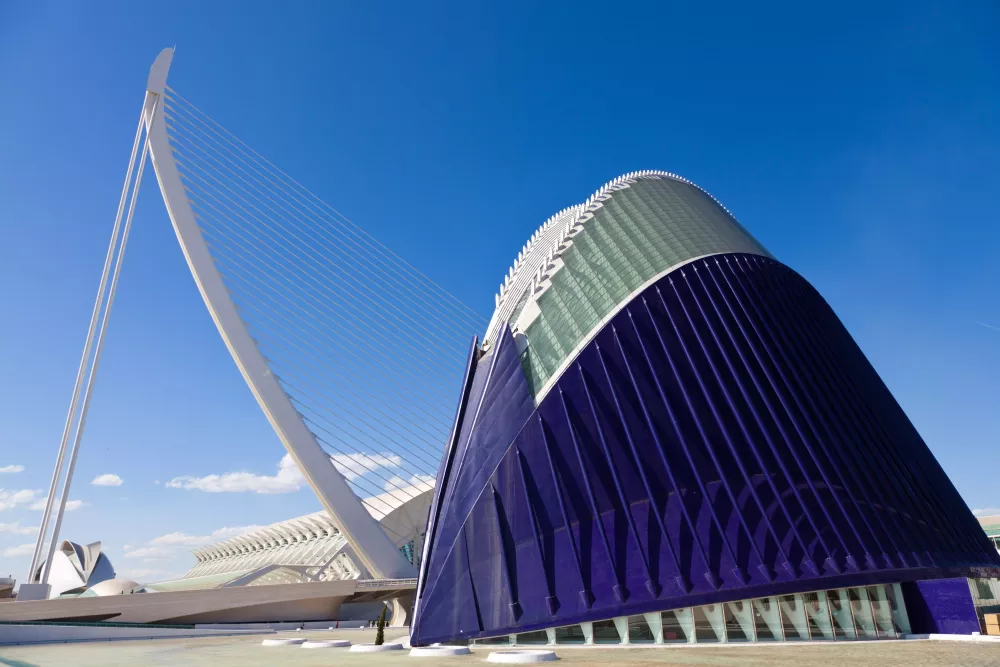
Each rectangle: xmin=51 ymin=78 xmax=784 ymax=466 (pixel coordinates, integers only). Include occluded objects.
xmin=144 ymin=48 xmax=414 ymax=579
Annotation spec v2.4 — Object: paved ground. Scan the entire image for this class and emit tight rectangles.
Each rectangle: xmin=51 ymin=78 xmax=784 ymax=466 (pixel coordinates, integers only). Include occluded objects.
xmin=2 ymin=629 xmax=1000 ymax=666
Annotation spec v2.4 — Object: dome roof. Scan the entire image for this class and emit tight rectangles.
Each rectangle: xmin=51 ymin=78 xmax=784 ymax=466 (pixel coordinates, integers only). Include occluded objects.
xmin=81 ymin=578 xmax=143 ymax=597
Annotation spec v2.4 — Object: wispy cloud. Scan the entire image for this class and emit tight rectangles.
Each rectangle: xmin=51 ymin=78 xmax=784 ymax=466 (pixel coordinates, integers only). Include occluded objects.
xmin=2 ymin=543 xmax=34 ymax=558
xmin=166 ymin=454 xmax=304 ymax=494
xmin=0 ymin=522 xmax=38 ymax=535
xmin=975 ymin=321 xmax=1000 ymax=334
xmin=972 ymin=507 xmax=1000 ymax=517
xmin=331 ymin=453 xmax=402 ymax=481
xmin=28 ymin=497 xmax=83 ymax=512
xmin=382 ymin=474 xmax=435 ymax=493
xmin=0 ymin=465 xmax=24 ymax=474
xmin=0 ymin=489 xmax=39 ymax=512
xmin=149 ymin=525 xmax=264 ymax=548
xmin=165 ymin=452 xmax=404 ymax=494
xmin=91 ymin=473 xmax=123 ymax=487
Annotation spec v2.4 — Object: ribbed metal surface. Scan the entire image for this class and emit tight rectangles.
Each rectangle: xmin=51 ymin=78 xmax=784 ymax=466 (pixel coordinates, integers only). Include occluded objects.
xmin=410 ymin=253 xmax=1000 ymax=645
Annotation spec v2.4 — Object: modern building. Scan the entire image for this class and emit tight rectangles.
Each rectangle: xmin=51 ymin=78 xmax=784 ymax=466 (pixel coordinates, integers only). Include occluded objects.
xmin=32 ymin=541 xmax=116 ymax=599
xmin=180 ymin=486 xmax=431 ymax=585
xmin=3 ymin=488 xmax=429 ymax=624
xmin=980 ymin=515 xmax=1000 ymax=554
xmin=411 ymin=170 xmax=1000 ymax=646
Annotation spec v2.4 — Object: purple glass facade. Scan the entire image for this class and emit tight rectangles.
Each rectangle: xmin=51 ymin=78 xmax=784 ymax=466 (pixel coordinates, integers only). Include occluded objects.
xmin=411 ymin=253 xmax=1000 ymax=646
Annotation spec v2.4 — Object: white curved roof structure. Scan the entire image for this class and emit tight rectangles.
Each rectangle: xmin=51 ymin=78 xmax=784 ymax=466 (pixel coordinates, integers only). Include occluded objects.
xmin=33 ymin=540 xmax=116 ymax=599
xmin=182 ymin=486 xmax=433 ymax=583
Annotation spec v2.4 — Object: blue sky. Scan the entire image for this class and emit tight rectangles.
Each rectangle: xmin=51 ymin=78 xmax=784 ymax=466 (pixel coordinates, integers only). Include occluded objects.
xmin=1 ymin=1 xmax=998 ymax=581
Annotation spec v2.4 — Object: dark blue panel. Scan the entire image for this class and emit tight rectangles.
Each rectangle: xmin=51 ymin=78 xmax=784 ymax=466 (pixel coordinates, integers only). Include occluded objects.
xmin=411 ymin=253 xmax=1000 ymax=646
xmin=901 ymin=578 xmax=980 ymax=634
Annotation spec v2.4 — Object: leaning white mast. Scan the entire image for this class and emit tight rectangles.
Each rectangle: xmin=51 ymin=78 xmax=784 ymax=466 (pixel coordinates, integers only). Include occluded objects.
xmin=144 ymin=49 xmax=414 ymax=580
xmin=25 ymin=48 xmax=415 ymax=599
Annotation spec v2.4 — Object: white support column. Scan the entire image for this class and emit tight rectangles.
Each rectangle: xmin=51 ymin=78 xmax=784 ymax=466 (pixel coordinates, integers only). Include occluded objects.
xmin=727 ymin=600 xmax=756 ymax=641
xmin=807 ymin=591 xmax=836 ymax=639
xmin=25 ymin=95 xmax=152 ymax=591
xmin=703 ymin=604 xmax=727 ymax=642
xmin=644 ymin=611 xmax=663 ymax=644
xmin=830 ymin=588 xmax=858 ymax=639
xmin=613 ymin=616 xmax=629 ymax=644
xmin=779 ymin=594 xmax=810 ymax=639
xmin=580 ymin=621 xmax=594 ymax=645
xmin=675 ymin=607 xmax=695 ymax=643
xmin=888 ymin=583 xmax=912 ymax=635
xmin=871 ymin=585 xmax=897 ymax=638
xmin=754 ymin=597 xmax=784 ymax=640
xmin=143 ymin=48 xmax=413 ymax=579
xmin=852 ymin=587 xmax=878 ymax=638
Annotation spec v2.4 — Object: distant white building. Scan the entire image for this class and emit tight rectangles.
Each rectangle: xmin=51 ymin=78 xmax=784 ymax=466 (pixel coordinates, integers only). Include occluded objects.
xmin=33 ymin=540 xmax=116 ymax=599
xmin=155 ymin=485 xmax=432 ymax=591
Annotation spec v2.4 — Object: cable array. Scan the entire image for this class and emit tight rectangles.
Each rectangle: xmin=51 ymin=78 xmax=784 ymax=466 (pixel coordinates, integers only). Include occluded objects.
xmin=163 ymin=88 xmax=485 ymax=515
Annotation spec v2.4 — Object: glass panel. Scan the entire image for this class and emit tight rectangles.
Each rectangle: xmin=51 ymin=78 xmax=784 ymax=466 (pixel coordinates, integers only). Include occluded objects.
xmin=626 ymin=614 xmax=655 ymax=643
xmin=828 ymin=589 xmax=857 ymax=639
xmin=643 ymin=612 xmax=663 ymax=644
xmin=518 ymin=178 xmax=770 ymax=394
xmin=693 ymin=604 xmax=724 ymax=642
xmin=778 ymin=594 xmax=809 ymax=640
xmin=591 ymin=619 xmax=622 ymax=644
xmin=554 ymin=625 xmax=586 ymax=644
xmin=886 ymin=583 xmax=911 ymax=635
xmin=849 ymin=587 xmax=878 ymax=639
xmin=753 ymin=597 xmax=783 ymax=641
xmin=661 ymin=608 xmax=693 ymax=643
xmin=476 ymin=636 xmax=510 ymax=645
xmin=517 ymin=630 xmax=549 ymax=645
xmin=724 ymin=601 xmax=754 ymax=642
xmin=803 ymin=591 xmax=835 ymax=640
xmin=868 ymin=586 xmax=896 ymax=639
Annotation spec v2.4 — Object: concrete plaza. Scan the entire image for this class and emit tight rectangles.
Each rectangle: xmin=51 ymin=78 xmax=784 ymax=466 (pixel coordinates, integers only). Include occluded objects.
xmin=2 ymin=629 xmax=1000 ymax=667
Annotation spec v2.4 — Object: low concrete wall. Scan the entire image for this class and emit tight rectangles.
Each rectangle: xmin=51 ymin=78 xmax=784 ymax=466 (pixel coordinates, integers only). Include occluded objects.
xmin=195 ymin=619 xmax=368 ymax=631
xmin=0 ymin=624 xmax=270 ymax=646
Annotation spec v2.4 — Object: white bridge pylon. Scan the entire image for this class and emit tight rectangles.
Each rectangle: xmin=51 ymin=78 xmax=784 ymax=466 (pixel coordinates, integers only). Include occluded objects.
xmin=32 ymin=46 xmax=483 ymax=588
xmin=143 ymin=48 xmax=416 ymax=579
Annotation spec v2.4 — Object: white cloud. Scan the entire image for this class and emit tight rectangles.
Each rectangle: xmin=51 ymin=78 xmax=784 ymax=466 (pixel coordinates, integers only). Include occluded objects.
xmin=164 ymin=452 xmax=405 ymax=495
xmin=2 ymin=543 xmax=34 ymax=557
xmin=149 ymin=525 xmax=264 ymax=548
xmin=166 ymin=454 xmax=305 ymax=494
xmin=382 ymin=474 xmax=435 ymax=493
xmin=91 ymin=473 xmax=123 ymax=487
xmin=123 ymin=546 xmax=175 ymax=560
xmin=0 ymin=522 xmax=38 ymax=535
xmin=0 ymin=465 xmax=24 ymax=474
xmin=0 ymin=489 xmax=39 ymax=512
xmin=332 ymin=453 xmax=402 ymax=481
xmin=973 ymin=508 xmax=1000 ymax=517
xmin=28 ymin=498 xmax=83 ymax=512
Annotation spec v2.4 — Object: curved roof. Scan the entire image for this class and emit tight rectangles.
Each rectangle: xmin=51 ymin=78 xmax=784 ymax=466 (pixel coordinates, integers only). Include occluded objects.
xmin=185 ymin=486 xmax=433 ymax=581
xmin=485 ymin=170 xmax=770 ymax=397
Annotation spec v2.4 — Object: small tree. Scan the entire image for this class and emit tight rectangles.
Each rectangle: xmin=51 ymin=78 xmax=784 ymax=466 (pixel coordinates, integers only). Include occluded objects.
xmin=375 ymin=603 xmax=387 ymax=645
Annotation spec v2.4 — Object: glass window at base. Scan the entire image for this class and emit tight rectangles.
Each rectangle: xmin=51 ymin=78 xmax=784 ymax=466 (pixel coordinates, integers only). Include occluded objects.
xmin=516 ymin=630 xmax=549 ymax=645
xmin=626 ymin=614 xmax=655 ymax=643
xmin=591 ymin=619 xmax=622 ymax=644
xmin=554 ymin=624 xmax=586 ymax=645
